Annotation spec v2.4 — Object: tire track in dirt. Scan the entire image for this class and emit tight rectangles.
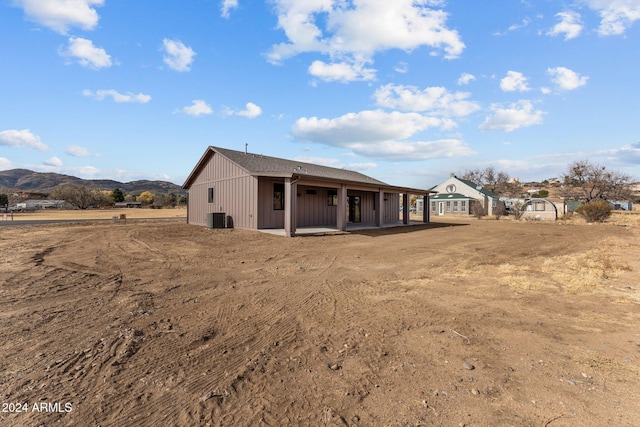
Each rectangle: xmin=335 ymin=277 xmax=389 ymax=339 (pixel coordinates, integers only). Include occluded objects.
xmin=100 ymin=254 xmax=341 ymax=426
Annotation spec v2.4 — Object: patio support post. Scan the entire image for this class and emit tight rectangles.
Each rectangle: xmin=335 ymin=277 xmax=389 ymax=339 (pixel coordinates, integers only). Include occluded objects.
xmin=337 ymin=184 xmax=347 ymax=231
xmin=402 ymin=192 xmax=409 ymax=224
xmin=284 ymin=177 xmax=297 ymax=237
xmin=423 ymin=193 xmax=430 ymax=223
xmin=375 ymin=189 xmax=384 ymax=226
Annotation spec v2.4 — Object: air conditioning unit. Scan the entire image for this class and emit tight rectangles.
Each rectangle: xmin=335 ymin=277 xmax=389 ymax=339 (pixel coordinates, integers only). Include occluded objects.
xmin=206 ymin=212 xmax=226 ymax=229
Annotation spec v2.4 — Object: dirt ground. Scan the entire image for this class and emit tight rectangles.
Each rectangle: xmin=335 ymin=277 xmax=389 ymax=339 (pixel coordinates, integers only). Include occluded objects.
xmin=1 ymin=215 xmax=639 ymax=426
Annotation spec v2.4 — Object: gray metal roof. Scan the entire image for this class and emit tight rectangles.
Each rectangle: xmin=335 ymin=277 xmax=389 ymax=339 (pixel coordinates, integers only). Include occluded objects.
xmin=213 ymin=146 xmax=387 ymax=186
xmin=184 ymin=146 xmax=433 ymax=194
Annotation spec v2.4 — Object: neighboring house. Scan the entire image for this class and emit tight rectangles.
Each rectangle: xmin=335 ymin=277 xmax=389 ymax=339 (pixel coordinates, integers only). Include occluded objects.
xmin=19 ymin=199 xmax=66 ymax=210
xmin=418 ymin=174 xmax=504 ymax=217
xmin=183 ymin=146 xmax=434 ymax=236
xmin=114 ymin=202 xmax=142 ymax=208
xmin=502 ymin=197 xmax=565 ymax=221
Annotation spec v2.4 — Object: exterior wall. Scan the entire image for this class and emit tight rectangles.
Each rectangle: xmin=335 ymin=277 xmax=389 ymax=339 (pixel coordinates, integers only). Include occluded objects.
xmin=346 ymin=190 xmax=374 ymax=224
xmin=296 ymin=185 xmax=338 ymax=227
xmin=384 ymin=193 xmax=400 ymax=223
xmin=258 ymin=177 xmax=285 ymax=229
xmin=430 ymin=198 xmax=472 ymax=215
xmin=187 ymin=153 xmax=258 ymax=229
xmin=521 ymin=199 xmax=558 ymax=221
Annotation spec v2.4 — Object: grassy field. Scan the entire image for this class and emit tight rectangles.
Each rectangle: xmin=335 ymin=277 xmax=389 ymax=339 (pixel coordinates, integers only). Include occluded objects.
xmin=1 ymin=206 xmax=187 ymax=221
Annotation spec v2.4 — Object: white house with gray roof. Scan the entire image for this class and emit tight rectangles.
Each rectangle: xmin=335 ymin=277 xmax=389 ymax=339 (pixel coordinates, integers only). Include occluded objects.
xmin=183 ymin=146 xmax=434 ymax=236
xmin=417 ymin=174 xmax=504 ymax=217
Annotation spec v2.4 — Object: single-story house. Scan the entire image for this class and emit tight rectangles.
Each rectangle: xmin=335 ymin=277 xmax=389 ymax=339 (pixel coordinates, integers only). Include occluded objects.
xmin=114 ymin=202 xmax=142 ymax=208
xmin=183 ymin=146 xmax=435 ymax=236
xmin=417 ymin=174 xmax=504 ymax=216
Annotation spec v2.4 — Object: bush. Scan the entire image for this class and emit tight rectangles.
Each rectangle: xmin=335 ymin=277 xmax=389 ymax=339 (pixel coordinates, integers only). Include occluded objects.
xmin=471 ymin=201 xmax=485 ymax=219
xmin=576 ymin=199 xmax=612 ymax=223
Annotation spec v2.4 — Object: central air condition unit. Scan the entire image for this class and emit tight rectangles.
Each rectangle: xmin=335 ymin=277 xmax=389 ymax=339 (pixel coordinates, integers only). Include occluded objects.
xmin=207 ymin=212 xmax=226 ymax=229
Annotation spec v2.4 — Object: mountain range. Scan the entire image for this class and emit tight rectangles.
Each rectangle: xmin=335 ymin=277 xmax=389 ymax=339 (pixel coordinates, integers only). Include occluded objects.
xmin=0 ymin=169 xmax=185 ymax=196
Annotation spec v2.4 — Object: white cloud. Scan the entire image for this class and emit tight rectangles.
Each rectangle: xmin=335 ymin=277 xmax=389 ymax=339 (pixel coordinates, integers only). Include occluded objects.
xmin=0 ymin=158 xmax=13 ymax=170
xmin=180 ymin=100 xmax=213 ymax=117
xmin=585 ymin=0 xmax=640 ymax=36
xmin=60 ymin=37 xmax=112 ymax=69
xmin=291 ymin=109 xmax=474 ymax=160
xmin=547 ymin=66 xmax=588 ymax=90
xmin=266 ymin=0 xmax=464 ymax=81
xmin=493 ymin=18 xmax=532 ymax=36
xmin=457 ymin=73 xmax=476 ymax=85
xmin=610 ymin=141 xmax=640 ymax=164
xmin=162 ymin=39 xmax=196 ymax=72
xmin=221 ymin=0 xmax=238 ymax=18
xmin=374 ymin=84 xmax=480 ymax=117
xmin=44 ymin=156 xmax=63 ymax=167
xmin=294 ymin=156 xmax=342 ymax=167
xmin=500 ymin=71 xmax=531 ymax=92
xmin=479 ymin=100 xmax=545 ymax=132
xmin=394 ymin=61 xmax=409 ymax=74
xmin=0 ymin=129 xmax=49 ymax=151
xmin=547 ymin=11 xmax=583 ymax=40
xmin=236 ymin=102 xmax=262 ymax=118
xmin=65 ymin=145 xmax=99 ymax=157
xmin=346 ymin=162 xmax=378 ymax=171
xmin=82 ymin=89 xmax=151 ymax=103
xmin=293 ymin=110 xmax=450 ymax=143
xmin=15 ymin=0 xmax=103 ymax=34
xmin=308 ymin=60 xmax=376 ymax=82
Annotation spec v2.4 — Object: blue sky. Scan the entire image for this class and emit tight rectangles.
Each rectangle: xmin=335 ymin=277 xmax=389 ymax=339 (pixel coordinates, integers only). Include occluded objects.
xmin=1 ymin=0 xmax=640 ymax=189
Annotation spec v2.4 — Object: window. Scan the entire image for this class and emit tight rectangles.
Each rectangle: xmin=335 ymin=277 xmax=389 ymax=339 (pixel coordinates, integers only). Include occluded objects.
xmin=534 ymin=201 xmax=545 ymax=211
xmin=273 ymin=183 xmax=284 ymax=210
xmin=208 ymin=188 xmax=214 ymax=203
xmin=327 ymin=189 xmax=337 ymax=206
xmin=461 ymin=201 xmax=466 ymax=212
xmin=453 ymin=201 xmax=458 ymax=212
xmin=446 ymin=201 xmax=451 ymax=212
xmin=431 ymin=201 xmax=436 ymax=212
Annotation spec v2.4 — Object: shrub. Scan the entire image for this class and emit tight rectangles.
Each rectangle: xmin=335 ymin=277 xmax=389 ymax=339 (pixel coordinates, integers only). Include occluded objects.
xmin=575 ymin=199 xmax=612 ymax=223
xmin=471 ymin=201 xmax=485 ymax=219
xmin=493 ymin=203 xmax=506 ymax=220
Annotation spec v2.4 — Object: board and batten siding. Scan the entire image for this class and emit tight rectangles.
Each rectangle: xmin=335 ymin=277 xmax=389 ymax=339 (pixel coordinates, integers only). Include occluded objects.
xmin=383 ymin=192 xmax=400 ymax=224
xmin=187 ymin=152 xmax=258 ymax=229
xmin=257 ymin=177 xmax=284 ymax=229
xmin=296 ymin=185 xmax=338 ymax=227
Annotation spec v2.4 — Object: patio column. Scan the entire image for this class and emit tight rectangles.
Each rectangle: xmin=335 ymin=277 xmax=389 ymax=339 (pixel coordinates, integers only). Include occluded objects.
xmin=337 ymin=184 xmax=347 ymax=231
xmin=402 ymin=192 xmax=409 ymax=224
xmin=375 ymin=189 xmax=384 ymax=227
xmin=284 ymin=177 xmax=297 ymax=237
xmin=423 ymin=193 xmax=430 ymax=223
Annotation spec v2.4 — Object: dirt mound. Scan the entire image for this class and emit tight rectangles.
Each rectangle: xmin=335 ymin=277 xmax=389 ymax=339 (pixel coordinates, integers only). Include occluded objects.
xmin=1 ymin=220 xmax=639 ymax=426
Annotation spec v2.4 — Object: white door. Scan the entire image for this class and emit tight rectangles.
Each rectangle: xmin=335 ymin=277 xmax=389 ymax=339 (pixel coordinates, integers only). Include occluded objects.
xmin=438 ymin=202 xmax=444 ymax=215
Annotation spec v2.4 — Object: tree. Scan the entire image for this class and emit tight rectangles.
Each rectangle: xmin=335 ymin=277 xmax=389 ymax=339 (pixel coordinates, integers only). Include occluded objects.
xmin=137 ymin=191 xmax=154 ymax=205
xmin=562 ymin=160 xmax=632 ymax=203
xmin=112 ymin=188 xmax=125 ymax=203
xmin=51 ymin=185 xmax=94 ymax=209
xmin=0 ymin=193 xmax=8 ymax=209
xmin=460 ymin=166 xmax=515 ymax=195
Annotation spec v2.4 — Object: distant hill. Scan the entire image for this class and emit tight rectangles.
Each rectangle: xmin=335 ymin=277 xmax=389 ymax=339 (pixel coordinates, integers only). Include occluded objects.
xmin=0 ymin=169 xmax=185 ymax=196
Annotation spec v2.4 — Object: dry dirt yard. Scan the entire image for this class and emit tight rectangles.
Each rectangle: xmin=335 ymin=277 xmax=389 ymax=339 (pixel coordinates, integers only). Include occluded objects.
xmin=1 ymin=216 xmax=639 ymax=426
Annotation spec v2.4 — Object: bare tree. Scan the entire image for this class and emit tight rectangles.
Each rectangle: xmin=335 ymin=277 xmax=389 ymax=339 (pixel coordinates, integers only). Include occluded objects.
xmin=460 ymin=166 xmax=515 ymax=195
xmin=561 ymin=160 xmax=632 ymax=202
xmin=51 ymin=185 xmax=95 ymax=209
